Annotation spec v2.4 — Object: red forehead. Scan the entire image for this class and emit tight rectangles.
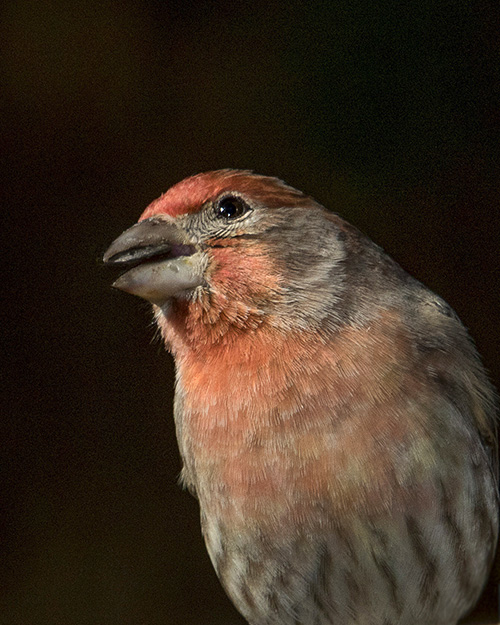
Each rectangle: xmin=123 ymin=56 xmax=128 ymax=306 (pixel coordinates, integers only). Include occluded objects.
xmin=139 ymin=169 xmax=309 ymax=220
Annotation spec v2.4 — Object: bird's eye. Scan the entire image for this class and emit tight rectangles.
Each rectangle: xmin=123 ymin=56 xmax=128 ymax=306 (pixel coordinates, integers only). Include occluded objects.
xmin=215 ymin=196 xmax=249 ymax=220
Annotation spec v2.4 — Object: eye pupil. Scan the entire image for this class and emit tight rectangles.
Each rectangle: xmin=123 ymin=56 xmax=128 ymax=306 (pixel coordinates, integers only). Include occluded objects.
xmin=217 ymin=196 xmax=247 ymax=219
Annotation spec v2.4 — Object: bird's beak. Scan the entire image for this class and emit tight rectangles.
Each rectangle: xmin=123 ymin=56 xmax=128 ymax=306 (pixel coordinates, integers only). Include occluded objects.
xmin=103 ymin=216 xmax=205 ymax=305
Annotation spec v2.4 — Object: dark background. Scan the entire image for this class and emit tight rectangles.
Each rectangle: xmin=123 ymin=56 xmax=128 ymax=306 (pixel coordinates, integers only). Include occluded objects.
xmin=2 ymin=1 xmax=500 ymax=624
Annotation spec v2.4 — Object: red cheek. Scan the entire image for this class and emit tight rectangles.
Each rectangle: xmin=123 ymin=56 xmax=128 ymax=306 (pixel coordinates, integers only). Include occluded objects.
xmin=209 ymin=245 xmax=281 ymax=301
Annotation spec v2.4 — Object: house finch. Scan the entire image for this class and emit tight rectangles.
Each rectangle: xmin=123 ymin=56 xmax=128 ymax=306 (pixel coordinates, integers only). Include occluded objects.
xmin=103 ymin=170 xmax=498 ymax=625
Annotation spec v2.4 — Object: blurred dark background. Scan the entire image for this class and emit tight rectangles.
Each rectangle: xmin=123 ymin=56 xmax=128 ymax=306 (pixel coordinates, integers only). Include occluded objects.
xmin=2 ymin=1 xmax=500 ymax=624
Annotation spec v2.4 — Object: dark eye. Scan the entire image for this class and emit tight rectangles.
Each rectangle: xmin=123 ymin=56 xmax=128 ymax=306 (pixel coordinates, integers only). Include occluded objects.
xmin=215 ymin=196 xmax=248 ymax=219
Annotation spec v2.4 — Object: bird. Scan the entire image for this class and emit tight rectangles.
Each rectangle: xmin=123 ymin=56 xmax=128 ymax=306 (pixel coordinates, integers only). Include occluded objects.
xmin=103 ymin=169 xmax=498 ymax=625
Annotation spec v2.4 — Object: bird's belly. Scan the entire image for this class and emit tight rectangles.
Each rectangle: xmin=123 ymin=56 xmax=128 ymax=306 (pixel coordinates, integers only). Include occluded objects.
xmin=200 ymin=476 xmax=498 ymax=625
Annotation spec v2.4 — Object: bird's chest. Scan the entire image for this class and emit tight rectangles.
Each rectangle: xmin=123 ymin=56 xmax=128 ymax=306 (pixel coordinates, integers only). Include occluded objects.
xmin=174 ymin=344 xmax=414 ymax=528
xmin=171 ymin=312 xmax=414 ymax=515
xmin=174 ymin=340 xmax=335 ymax=517
xmin=179 ymin=389 xmax=332 ymax=526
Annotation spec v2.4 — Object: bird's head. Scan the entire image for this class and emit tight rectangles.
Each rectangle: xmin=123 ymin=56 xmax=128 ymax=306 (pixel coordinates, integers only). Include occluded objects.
xmin=104 ymin=170 xmax=373 ymax=349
